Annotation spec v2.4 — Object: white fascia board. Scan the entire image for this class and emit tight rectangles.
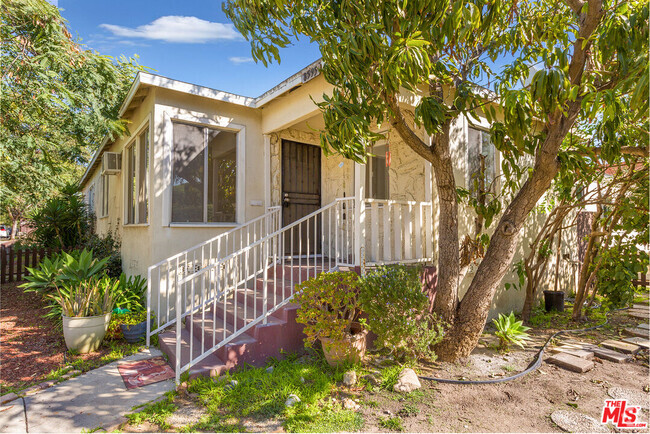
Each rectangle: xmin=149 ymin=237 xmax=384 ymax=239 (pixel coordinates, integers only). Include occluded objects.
xmin=255 ymin=59 xmax=323 ymax=107
xmin=140 ymin=73 xmax=256 ymax=107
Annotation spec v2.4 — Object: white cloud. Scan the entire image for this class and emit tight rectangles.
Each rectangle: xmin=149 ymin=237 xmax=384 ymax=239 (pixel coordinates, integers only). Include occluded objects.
xmin=100 ymin=16 xmax=242 ymax=44
xmin=229 ymin=56 xmax=254 ymax=64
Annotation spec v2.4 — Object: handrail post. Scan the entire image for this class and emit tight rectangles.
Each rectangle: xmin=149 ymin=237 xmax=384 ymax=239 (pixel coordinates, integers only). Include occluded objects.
xmin=353 ymin=162 xmax=364 ymax=266
xmin=146 ymin=266 xmax=151 ymax=348
xmin=262 ymin=239 xmax=269 ymax=324
xmin=175 ymin=274 xmax=182 ymax=384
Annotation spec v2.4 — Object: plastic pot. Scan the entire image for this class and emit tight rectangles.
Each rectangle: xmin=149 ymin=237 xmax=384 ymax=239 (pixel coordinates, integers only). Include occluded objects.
xmin=543 ymin=290 xmax=565 ymax=312
xmin=120 ymin=318 xmax=154 ymax=344
xmin=62 ymin=313 xmax=112 ymax=353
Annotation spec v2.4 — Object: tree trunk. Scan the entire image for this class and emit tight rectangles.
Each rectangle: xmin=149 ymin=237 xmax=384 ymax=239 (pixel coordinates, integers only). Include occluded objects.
xmin=10 ymin=219 xmax=18 ymax=240
xmin=435 ymin=107 xmax=581 ymax=361
xmin=430 ymin=124 xmax=460 ymax=324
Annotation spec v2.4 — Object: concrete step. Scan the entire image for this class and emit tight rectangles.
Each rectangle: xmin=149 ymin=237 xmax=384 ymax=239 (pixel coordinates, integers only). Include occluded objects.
xmin=592 ymin=347 xmax=632 ymax=363
xmin=623 ymin=327 xmax=650 ymax=339
xmin=621 ymin=337 xmax=650 ymax=350
xmin=601 ymin=340 xmax=641 ymax=354
xmin=159 ymin=328 xmax=228 ymax=378
xmin=549 ymin=346 xmax=594 ymax=359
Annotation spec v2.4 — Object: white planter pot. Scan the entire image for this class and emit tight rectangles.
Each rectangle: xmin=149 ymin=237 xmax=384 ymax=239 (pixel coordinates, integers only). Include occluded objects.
xmin=62 ymin=313 xmax=112 ymax=353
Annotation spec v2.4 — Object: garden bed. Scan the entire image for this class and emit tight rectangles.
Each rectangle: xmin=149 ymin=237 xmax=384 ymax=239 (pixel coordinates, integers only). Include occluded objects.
xmin=119 ymin=308 xmax=649 ymax=433
xmin=0 ymin=281 xmax=143 ymax=395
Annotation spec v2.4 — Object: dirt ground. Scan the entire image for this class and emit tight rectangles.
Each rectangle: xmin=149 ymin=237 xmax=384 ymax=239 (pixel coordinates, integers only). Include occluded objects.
xmin=119 ymin=307 xmax=649 ymax=433
xmin=0 ymin=281 xmax=137 ymax=393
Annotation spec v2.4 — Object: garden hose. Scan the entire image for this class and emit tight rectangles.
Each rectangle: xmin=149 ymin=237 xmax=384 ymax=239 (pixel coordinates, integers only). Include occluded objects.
xmin=418 ymin=307 xmax=631 ymax=385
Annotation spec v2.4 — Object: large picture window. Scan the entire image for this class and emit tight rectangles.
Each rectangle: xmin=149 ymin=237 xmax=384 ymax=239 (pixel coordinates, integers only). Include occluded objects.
xmin=365 ymin=143 xmax=389 ymax=200
xmin=125 ymin=126 xmax=149 ymax=224
xmin=468 ymin=127 xmax=497 ymax=195
xmin=172 ymin=122 xmax=237 ymax=223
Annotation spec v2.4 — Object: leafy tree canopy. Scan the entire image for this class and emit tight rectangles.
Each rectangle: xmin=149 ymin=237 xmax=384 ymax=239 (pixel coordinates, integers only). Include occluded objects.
xmin=0 ymin=0 xmax=146 ymax=225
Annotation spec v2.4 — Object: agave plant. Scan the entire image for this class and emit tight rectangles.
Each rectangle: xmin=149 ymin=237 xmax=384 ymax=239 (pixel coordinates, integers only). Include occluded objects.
xmin=492 ymin=312 xmax=530 ymax=352
xmin=49 ymin=275 xmax=120 ymax=317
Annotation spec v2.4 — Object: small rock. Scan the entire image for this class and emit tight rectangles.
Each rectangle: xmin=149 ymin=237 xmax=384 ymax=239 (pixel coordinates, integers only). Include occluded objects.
xmin=393 ymin=368 xmax=421 ymax=393
xmin=362 ymin=374 xmax=380 ymax=386
xmin=0 ymin=393 xmax=19 ymax=404
xmin=300 ymin=377 xmax=305 ymax=383
xmin=266 ymin=366 xmax=274 ymax=374
xmin=383 ymin=410 xmax=393 ymax=416
xmin=342 ymin=397 xmax=360 ymax=411
xmin=343 ymin=370 xmax=357 ymax=387
xmin=285 ymin=394 xmax=301 ymax=407
xmin=224 ymin=380 xmax=238 ymax=391
xmin=607 ymin=387 xmax=650 ymax=410
xmin=550 ymin=410 xmax=609 ymax=433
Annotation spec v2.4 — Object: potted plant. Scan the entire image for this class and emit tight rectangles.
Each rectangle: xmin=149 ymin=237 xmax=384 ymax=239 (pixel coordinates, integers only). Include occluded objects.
xmin=49 ymin=275 xmax=119 ymax=353
xmin=295 ymin=271 xmax=367 ymax=366
xmin=118 ymin=311 xmax=153 ymax=343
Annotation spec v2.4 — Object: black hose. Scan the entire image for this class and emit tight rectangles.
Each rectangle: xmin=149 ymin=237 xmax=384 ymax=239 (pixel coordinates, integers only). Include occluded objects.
xmin=419 ymin=307 xmax=630 ymax=385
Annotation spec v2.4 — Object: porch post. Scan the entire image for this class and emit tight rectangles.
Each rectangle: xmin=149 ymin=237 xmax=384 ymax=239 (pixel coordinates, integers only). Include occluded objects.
xmin=263 ymin=134 xmax=271 ymax=211
xmin=354 ymin=162 xmax=365 ymax=266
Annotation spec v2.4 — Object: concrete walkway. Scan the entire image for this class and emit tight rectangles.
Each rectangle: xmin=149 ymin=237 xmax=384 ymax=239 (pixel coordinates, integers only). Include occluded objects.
xmin=0 ymin=348 xmax=175 ymax=433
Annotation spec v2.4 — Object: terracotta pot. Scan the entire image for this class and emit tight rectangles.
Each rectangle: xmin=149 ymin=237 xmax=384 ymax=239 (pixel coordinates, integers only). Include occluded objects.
xmin=320 ymin=329 xmax=368 ymax=366
xmin=62 ymin=312 xmax=111 ymax=353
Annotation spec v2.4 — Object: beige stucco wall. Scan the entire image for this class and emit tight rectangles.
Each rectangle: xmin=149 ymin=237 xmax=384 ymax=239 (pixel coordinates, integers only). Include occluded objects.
xmin=80 ymin=73 xmax=577 ymax=318
xmin=81 ymin=90 xmax=155 ymax=277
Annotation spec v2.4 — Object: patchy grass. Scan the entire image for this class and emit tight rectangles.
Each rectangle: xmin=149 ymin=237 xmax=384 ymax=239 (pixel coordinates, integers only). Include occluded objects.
xmin=378 ymin=415 xmax=404 ymax=431
xmin=528 ymin=301 xmax=607 ymax=330
xmin=126 ymin=392 xmax=177 ymax=429
xmin=185 ymin=353 xmax=364 ymax=432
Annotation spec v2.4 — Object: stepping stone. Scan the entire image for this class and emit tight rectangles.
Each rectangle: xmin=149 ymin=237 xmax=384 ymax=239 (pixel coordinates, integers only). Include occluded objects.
xmin=633 ymin=304 xmax=650 ymax=309
xmin=550 ymin=347 xmax=594 ymax=359
xmin=550 ymin=410 xmax=609 ymax=433
xmin=608 ymin=387 xmax=650 ymax=410
xmin=628 ymin=311 xmax=650 ymax=319
xmin=591 ymin=347 xmax=632 ymax=363
xmin=622 ymin=337 xmax=650 ymax=350
xmin=638 ymin=323 xmax=650 ymax=330
xmin=601 ymin=340 xmax=640 ymax=354
xmin=623 ymin=327 xmax=650 ymax=339
xmin=546 ymin=353 xmax=595 ymax=373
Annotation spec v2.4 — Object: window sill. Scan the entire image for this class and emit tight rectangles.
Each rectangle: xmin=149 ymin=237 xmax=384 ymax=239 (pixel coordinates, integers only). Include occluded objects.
xmin=123 ymin=223 xmax=149 ymax=228
xmin=169 ymin=223 xmax=238 ymax=228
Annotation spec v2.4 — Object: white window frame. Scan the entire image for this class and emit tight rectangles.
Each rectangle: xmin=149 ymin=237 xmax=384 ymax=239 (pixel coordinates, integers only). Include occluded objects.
xmin=123 ymin=120 xmax=150 ymax=226
xmin=466 ymin=123 xmax=499 ymax=194
xmin=163 ymin=113 xmax=245 ymax=227
xmin=87 ymin=182 xmax=96 ymax=215
xmin=365 ymin=142 xmax=390 ymax=200
xmin=98 ymin=174 xmax=109 ymax=219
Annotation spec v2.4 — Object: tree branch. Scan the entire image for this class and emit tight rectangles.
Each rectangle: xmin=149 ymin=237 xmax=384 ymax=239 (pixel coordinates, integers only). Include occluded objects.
xmin=384 ymin=93 xmax=434 ymax=163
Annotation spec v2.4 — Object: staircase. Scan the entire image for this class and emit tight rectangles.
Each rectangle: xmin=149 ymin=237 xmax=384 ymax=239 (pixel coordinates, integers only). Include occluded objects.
xmin=148 ymin=198 xmax=356 ymax=383
xmin=158 ymin=258 xmax=326 ymax=378
xmin=148 ymin=196 xmax=434 ymax=382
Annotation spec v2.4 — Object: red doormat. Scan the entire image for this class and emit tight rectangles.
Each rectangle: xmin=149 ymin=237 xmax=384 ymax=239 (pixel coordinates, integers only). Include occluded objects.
xmin=117 ymin=356 xmax=175 ymax=389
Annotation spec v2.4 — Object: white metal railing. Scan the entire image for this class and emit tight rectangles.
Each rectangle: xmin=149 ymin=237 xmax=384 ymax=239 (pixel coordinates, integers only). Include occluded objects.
xmin=362 ymin=199 xmax=434 ymax=265
xmin=170 ymin=198 xmax=355 ymax=382
xmin=146 ymin=207 xmax=282 ymax=345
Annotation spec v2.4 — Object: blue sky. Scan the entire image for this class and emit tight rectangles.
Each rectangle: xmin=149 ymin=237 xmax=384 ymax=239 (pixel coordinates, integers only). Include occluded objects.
xmin=58 ymin=0 xmax=321 ymax=97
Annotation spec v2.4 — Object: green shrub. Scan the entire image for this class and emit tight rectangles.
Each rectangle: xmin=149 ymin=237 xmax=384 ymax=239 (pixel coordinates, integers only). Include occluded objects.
xmin=49 ymin=275 xmax=120 ymax=317
xmin=359 ymin=265 xmax=444 ymax=362
xmin=84 ymin=232 xmax=122 ymax=278
xmin=294 ymin=272 xmax=363 ymax=352
xmin=22 ymin=249 xmax=109 ymax=319
xmin=28 ymin=184 xmax=92 ymax=249
xmin=492 ymin=312 xmax=530 ymax=351
xmin=115 ymin=273 xmax=147 ymax=312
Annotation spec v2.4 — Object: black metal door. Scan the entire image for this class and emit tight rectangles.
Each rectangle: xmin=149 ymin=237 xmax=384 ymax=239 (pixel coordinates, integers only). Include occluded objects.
xmin=281 ymin=140 xmax=321 ymax=255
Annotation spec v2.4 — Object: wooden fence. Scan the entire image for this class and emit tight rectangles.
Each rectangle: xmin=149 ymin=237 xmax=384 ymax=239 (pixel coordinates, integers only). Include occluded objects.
xmin=0 ymin=245 xmax=67 ymax=284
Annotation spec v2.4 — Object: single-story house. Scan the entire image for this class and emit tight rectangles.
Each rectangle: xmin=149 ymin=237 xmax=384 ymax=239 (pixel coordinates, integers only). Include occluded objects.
xmin=79 ymin=59 xmax=578 ymax=379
